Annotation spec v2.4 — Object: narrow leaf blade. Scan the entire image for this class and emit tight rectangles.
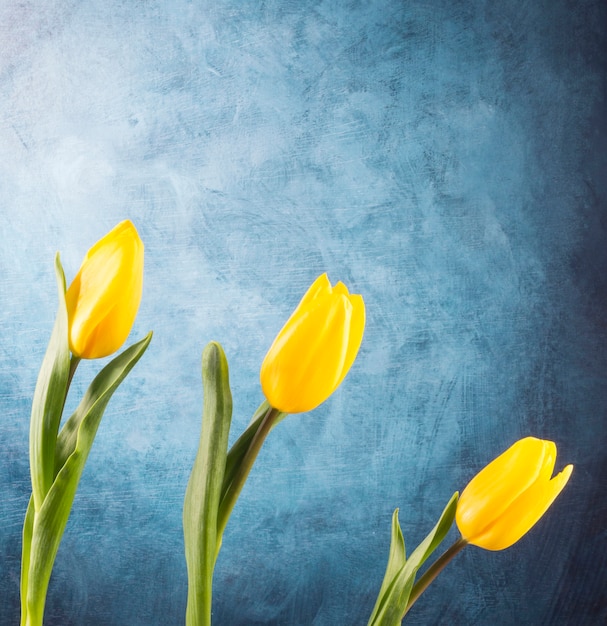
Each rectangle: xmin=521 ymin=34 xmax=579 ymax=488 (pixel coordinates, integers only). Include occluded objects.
xmin=20 ymin=496 xmax=35 ymax=626
xmin=24 ymin=333 xmax=152 ymax=623
xmin=54 ymin=333 xmax=152 ymax=472
xmin=183 ymin=342 xmax=233 ymax=626
xmin=29 ymin=254 xmax=70 ymax=510
xmin=369 ymin=493 xmax=459 ymax=626
xmin=367 ymin=509 xmax=407 ymax=625
xmin=401 ymin=492 xmax=459 ymax=580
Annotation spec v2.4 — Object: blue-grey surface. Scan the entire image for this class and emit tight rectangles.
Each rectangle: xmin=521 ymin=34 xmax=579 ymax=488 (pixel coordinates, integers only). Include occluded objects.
xmin=1 ymin=1 xmax=606 ymax=624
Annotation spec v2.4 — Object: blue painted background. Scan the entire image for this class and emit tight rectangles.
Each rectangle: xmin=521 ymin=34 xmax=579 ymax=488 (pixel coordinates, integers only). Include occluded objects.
xmin=1 ymin=1 xmax=606 ymax=624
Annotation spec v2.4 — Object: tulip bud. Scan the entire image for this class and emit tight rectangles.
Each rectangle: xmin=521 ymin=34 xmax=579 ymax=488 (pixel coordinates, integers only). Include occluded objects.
xmin=66 ymin=220 xmax=144 ymax=359
xmin=456 ymin=437 xmax=573 ymax=551
xmin=260 ymin=273 xmax=365 ymax=413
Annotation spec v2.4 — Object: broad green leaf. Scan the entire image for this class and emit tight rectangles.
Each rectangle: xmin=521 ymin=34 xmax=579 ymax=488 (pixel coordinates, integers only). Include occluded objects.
xmin=183 ymin=342 xmax=233 ymax=626
xmin=369 ymin=493 xmax=459 ymax=626
xmin=25 ymin=450 xmax=83 ymax=625
xmin=367 ymin=509 xmax=406 ymax=625
xmin=24 ymin=333 xmax=152 ymax=625
xmin=29 ymin=254 xmax=70 ymax=511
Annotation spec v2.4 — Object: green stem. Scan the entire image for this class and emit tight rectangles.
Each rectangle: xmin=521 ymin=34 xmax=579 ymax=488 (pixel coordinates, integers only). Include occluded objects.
xmin=67 ymin=355 xmax=80 ymax=390
xmin=403 ymin=538 xmax=467 ymax=617
xmin=59 ymin=355 xmax=80 ymax=418
xmin=221 ymin=401 xmax=271 ymax=498
xmin=216 ymin=406 xmax=283 ymax=543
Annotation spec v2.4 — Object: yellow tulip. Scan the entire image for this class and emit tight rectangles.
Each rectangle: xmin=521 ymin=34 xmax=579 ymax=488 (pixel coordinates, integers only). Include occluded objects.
xmin=456 ymin=437 xmax=573 ymax=551
xmin=66 ymin=220 xmax=144 ymax=359
xmin=260 ymin=273 xmax=365 ymax=413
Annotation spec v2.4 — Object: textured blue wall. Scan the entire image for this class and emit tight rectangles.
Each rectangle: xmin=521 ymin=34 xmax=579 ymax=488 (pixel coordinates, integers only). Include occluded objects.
xmin=1 ymin=1 xmax=606 ymax=624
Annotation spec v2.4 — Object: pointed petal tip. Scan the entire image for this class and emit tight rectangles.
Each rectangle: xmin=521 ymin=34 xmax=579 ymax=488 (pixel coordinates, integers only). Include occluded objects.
xmin=554 ymin=463 xmax=573 ymax=486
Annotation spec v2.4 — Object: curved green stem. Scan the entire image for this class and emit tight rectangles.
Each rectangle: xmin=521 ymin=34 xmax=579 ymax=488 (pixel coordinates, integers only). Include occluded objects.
xmin=403 ymin=537 xmax=467 ymax=617
xmin=67 ymin=355 xmax=80 ymax=390
xmin=216 ymin=406 xmax=283 ymax=542
xmin=58 ymin=355 xmax=80 ymax=418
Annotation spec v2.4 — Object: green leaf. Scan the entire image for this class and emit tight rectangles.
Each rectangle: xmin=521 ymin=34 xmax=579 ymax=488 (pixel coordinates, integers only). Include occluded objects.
xmin=29 ymin=254 xmax=70 ymax=511
xmin=53 ymin=333 xmax=152 ymax=473
xmin=183 ymin=342 xmax=233 ymax=626
xmin=23 ymin=332 xmax=152 ymax=626
xmin=367 ymin=509 xmax=407 ymax=625
xmin=20 ymin=496 xmax=35 ymax=626
xmin=400 ymin=492 xmax=458 ymax=580
xmin=369 ymin=493 xmax=459 ymax=626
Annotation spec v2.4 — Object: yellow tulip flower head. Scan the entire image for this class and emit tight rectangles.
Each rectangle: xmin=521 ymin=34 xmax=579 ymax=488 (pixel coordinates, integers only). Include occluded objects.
xmin=260 ymin=273 xmax=365 ymax=413
xmin=66 ymin=220 xmax=144 ymax=359
xmin=456 ymin=437 xmax=573 ymax=551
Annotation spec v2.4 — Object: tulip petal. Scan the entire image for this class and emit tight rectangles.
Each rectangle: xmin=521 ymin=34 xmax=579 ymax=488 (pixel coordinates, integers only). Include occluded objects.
xmin=456 ymin=437 xmax=549 ymax=542
xmin=66 ymin=245 xmax=122 ymax=352
xmin=260 ymin=274 xmax=364 ymax=413
xmin=66 ymin=220 xmax=144 ymax=359
xmin=333 ymin=281 xmax=350 ymax=296
xmin=469 ymin=463 xmax=573 ymax=550
xmin=261 ymin=293 xmax=351 ymax=413
xmin=337 ymin=292 xmax=365 ymax=388
xmin=289 ymin=273 xmax=331 ymax=318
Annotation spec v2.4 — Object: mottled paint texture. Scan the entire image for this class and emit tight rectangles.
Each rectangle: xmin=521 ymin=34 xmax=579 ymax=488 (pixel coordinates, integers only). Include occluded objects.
xmin=1 ymin=1 xmax=606 ymax=624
